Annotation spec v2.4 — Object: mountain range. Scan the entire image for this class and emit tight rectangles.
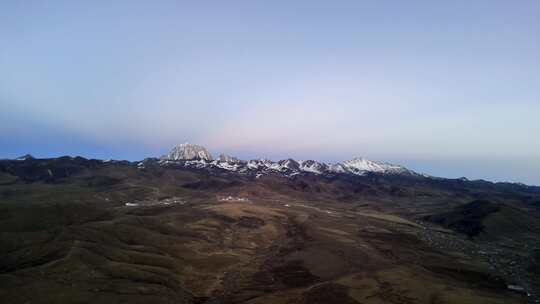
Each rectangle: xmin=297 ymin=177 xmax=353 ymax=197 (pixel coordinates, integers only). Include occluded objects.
xmin=153 ymin=143 xmax=417 ymax=178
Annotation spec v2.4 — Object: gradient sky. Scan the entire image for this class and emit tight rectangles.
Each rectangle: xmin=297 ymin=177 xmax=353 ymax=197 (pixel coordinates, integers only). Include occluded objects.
xmin=1 ymin=1 xmax=539 ymax=184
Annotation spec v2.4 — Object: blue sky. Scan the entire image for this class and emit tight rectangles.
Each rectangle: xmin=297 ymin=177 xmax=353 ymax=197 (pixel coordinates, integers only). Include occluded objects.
xmin=1 ymin=1 xmax=539 ymax=184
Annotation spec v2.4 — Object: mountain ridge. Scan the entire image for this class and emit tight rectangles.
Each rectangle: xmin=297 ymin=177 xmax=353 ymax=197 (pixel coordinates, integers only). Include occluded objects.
xmin=5 ymin=143 xmax=539 ymax=188
xmin=157 ymin=143 xmax=418 ymax=178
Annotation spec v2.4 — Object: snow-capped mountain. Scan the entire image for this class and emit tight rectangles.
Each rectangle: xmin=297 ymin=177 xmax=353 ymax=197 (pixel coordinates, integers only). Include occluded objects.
xmin=299 ymin=160 xmax=329 ymax=174
xmin=341 ymin=158 xmax=409 ymax=175
xmin=15 ymin=154 xmax=35 ymax=161
xmin=161 ymin=143 xmax=213 ymax=161
xmin=157 ymin=143 xmax=418 ymax=178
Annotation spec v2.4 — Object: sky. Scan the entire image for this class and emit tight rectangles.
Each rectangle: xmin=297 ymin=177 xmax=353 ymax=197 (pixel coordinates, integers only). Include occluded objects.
xmin=1 ymin=1 xmax=539 ymax=185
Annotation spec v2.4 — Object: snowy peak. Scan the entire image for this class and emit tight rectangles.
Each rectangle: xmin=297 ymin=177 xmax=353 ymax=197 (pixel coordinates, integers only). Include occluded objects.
xmin=214 ymin=154 xmax=244 ymax=171
xmin=299 ymin=160 xmax=328 ymax=174
xmin=162 ymin=143 xmax=213 ymax=161
xmin=16 ymin=154 xmax=35 ymax=161
xmin=341 ymin=157 xmax=408 ymax=175
xmin=277 ymin=159 xmax=300 ymax=171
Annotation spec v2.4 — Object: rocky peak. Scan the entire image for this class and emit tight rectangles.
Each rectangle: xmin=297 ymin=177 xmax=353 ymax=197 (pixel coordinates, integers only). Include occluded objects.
xmin=219 ymin=154 xmax=241 ymax=163
xmin=300 ymin=160 xmax=328 ymax=174
xmin=277 ymin=159 xmax=300 ymax=171
xmin=161 ymin=143 xmax=213 ymax=161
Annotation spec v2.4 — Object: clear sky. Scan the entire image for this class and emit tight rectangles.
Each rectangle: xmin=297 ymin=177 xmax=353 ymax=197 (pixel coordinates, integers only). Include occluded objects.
xmin=1 ymin=1 xmax=539 ymax=185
